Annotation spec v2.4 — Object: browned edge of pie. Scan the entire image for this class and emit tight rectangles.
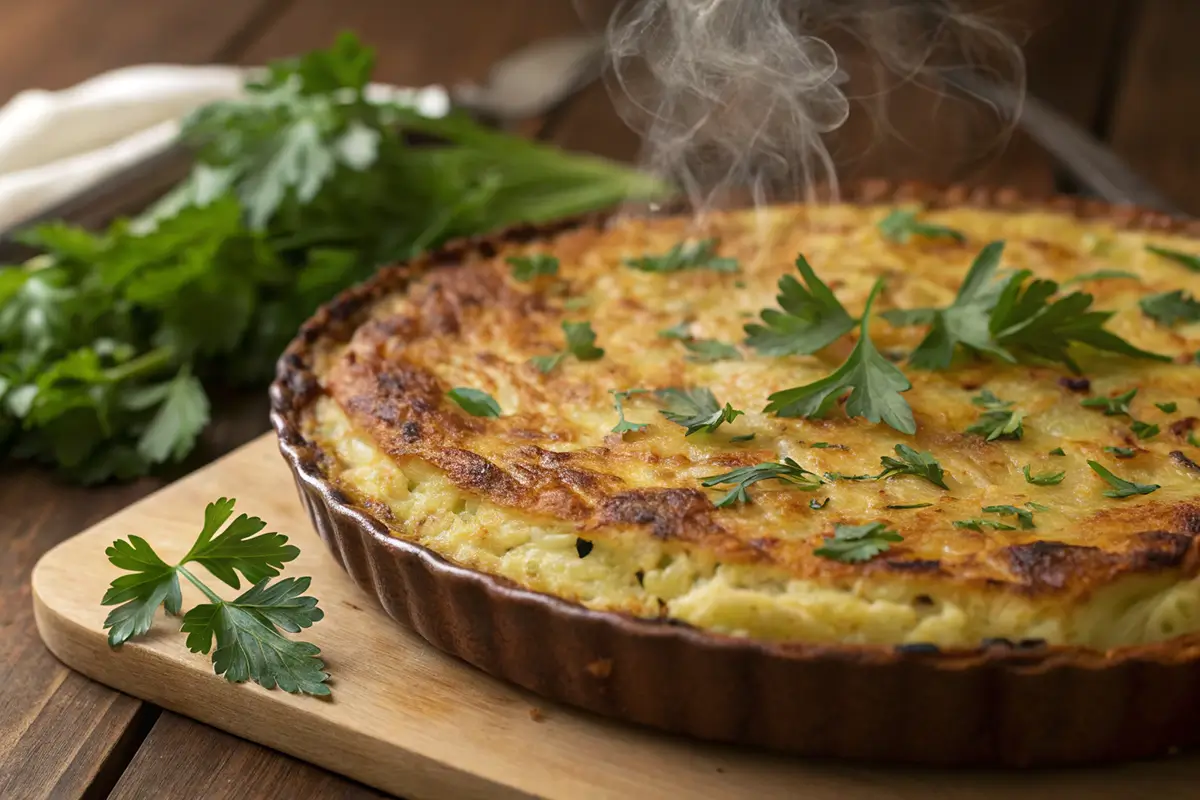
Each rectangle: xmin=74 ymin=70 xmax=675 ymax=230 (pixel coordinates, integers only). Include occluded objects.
xmin=269 ymin=179 xmax=1200 ymax=766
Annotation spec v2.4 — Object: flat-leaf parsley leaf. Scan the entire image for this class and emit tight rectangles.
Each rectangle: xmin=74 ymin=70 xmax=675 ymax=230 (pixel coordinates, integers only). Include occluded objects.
xmin=1146 ymin=245 xmax=1200 ymax=273
xmin=530 ymin=320 xmax=605 ymax=372
xmin=1087 ymin=460 xmax=1160 ymax=498
xmin=763 ymin=279 xmax=916 ymax=435
xmin=610 ymin=388 xmax=650 ymax=434
xmin=682 ymin=339 xmax=742 ymax=363
xmin=743 ymin=255 xmax=855 ymax=356
xmin=965 ymin=389 xmax=1025 ymax=441
xmin=1140 ymin=290 xmax=1200 ymax=327
xmin=814 ymin=522 xmax=903 ymax=563
xmin=877 ymin=208 xmax=965 ymax=244
xmin=981 ymin=504 xmax=1039 ymax=529
xmin=876 ymin=444 xmax=949 ymax=489
xmin=655 ymin=387 xmax=744 ymax=435
xmin=447 ymin=387 xmax=501 ymax=417
xmin=101 ymin=497 xmax=328 ymax=695
xmin=884 ymin=242 xmax=1010 ymax=370
xmin=1023 ymin=464 xmax=1065 ymax=486
xmin=953 ymin=518 xmax=1017 ymax=532
xmin=886 ymin=241 xmax=1169 ymax=372
xmin=701 ymin=458 xmax=823 ymax=507
xmin=624 ymin=239 xmax=738 ymax=273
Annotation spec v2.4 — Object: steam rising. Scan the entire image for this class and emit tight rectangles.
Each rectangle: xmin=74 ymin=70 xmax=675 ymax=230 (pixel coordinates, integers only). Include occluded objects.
xmin=600 ymin=0 xmax=1026 ymax=212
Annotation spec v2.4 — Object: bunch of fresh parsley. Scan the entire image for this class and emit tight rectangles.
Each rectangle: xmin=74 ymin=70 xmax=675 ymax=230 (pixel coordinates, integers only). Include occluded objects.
xmin=0 ymin=32 xmax=665 ymax=483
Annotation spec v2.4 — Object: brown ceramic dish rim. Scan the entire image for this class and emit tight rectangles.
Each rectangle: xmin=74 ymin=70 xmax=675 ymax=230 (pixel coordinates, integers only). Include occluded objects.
xmin=269 ymin=180 xmax=1200 ymax=764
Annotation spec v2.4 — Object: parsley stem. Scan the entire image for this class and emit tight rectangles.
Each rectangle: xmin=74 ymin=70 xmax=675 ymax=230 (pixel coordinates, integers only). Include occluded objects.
xmin=102 ymin=346 xmax=176 ymax=384
xmin=177 ymin=565 xmax=223 ymax=604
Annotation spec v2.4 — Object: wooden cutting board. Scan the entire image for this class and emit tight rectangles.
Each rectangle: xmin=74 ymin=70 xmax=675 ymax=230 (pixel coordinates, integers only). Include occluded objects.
xmin=31 ymin=434 xmax=1200 ymax=799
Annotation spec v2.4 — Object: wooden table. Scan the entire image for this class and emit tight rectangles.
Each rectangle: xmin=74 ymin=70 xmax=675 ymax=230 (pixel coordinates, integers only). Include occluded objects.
xmin=0 ymin=1 xmax=1194 ymax=797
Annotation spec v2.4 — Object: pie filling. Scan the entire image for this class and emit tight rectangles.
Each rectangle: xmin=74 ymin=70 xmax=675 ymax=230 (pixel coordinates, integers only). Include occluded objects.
xmin=299 ymin=203 xmax=1200 ymax=650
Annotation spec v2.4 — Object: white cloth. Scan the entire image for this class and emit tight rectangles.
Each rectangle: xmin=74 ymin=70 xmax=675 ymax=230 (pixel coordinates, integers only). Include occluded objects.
xmin=0 ymin=65 xmax=450 ymax=232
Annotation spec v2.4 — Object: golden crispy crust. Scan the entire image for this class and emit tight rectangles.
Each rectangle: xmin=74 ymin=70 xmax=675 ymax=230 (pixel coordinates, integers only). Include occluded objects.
xmin=306 ymin=184 xmax=1200 ymax=610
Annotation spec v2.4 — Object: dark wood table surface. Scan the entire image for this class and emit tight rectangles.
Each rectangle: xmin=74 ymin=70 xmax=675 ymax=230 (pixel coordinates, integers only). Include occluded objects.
xmin=0 ymin=1 xmax=1195 ymax=797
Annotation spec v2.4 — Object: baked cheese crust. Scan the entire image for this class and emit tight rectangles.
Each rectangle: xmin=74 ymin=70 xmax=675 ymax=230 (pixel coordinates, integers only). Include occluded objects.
xmin=301 ymin=203 xmax=1200 ymax=649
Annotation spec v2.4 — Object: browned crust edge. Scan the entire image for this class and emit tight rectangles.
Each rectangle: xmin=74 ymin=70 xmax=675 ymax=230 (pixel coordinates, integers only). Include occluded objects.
xmin=270 ymin=180 xmax=1200 ymax=765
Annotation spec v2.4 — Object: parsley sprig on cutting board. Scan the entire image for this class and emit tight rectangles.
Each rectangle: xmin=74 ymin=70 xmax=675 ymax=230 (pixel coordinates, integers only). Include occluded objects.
xmin=0 ymin=32 xmax=665 ymax=484
xmin=101 ymin=497 xmax=329 ymax=695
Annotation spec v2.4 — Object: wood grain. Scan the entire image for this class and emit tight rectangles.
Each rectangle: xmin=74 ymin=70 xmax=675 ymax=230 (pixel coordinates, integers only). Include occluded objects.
xmin=0 ymin=394 xmax=269 ymax=800
xmin=0 ymin=0 xmax=281 ymax=105
xmin=110 ymin=713 xmax=388 ymax=800
xmin=1107 ymin=0 xmax=1200 ymax=214
xmin=31 ymin=434 xmax=1200 ymax=800
xmin=0 ymin=10 xmax=291 ymax=798
xmin=237 ymin=0 xmax=594 ymax=85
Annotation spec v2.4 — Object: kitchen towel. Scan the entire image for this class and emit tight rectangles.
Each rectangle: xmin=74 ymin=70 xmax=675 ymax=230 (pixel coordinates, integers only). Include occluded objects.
xmin=0 ymin=64 xmax=449 ymax=233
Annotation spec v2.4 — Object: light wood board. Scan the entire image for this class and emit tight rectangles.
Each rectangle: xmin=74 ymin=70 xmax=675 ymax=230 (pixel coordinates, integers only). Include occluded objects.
xmin=31 ymin=434 xmax=1200 ymax=799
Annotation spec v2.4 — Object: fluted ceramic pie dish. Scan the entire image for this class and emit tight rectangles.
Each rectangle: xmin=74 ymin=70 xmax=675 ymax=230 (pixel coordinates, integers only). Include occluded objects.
xmin=270 ymin=180 xmax=1200 ymax=765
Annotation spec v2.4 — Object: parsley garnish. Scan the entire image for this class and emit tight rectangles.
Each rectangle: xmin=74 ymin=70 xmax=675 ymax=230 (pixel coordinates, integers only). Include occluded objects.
xmin=683 ymin=339 xmax=742 ymax=363
xmin=743 ymin=255 xmax=855 ymax=355
xmin=1140 ymin=290 xmax=1200 ymax=327
xmin=877 ymin=444 xmax=949 ymax=489
xmin=1104 ymin=446 xmax=1136 ymax=458
xmin=530 ymin=320 xmax=605 ymax=372
xmin=624 ymin=239 xmax=738 ymax=273
xmin=1080 ymin=388 xmax=1158 ymax=440
xmin=1131 ymin=419 xmax=1160 ymax=440
xmin=658 ymin=320 xmax=693 ymax=340
xmin=965 ymin=389 xmax=1025 ymax=441
xmin=763 ymin=279 xmax=916 ymax=434
xmin=953 ymin=518 xmax=1017 ymax=532
xmin=982 ymin=503 xmax=1042 ymax=529
xmin=810 ymin=497 xmax=831 ymax=510
xmin=0 ymin=35 xmax=664 ymax=484
xmin=1157 ymin=402 xmax=1178 ymax=413
xmin=887 ymin=502 xmax=933 ymax=510
xmin=993 ymin=273 xmax=1171 ymax=370
xmin=883 ymin=242 xmax=1010 ymax=369
xmin=1023 ymin=464 xmax=1065 ymax=486
xmin=610 ymin=388 xmax=650 ymax=434
xmin=824 ymin=472 xmax=876 ymax=482
xmin=814 ymin=522 xmax=903 ymax=563
xmin=655 ymin=387 xmax=743 ymax=435
xmin=886 ymin=241 xmax=1169 ymax=372
xmin=877 ymin=209 xmax=965 ymax=244
xmin=701 ymin=458 xmax=823 ymax=507
xmin=1061 ymin=269 xmax=1139 ymax=287
xmin=447 ymin=387 xmax=501 ymax=418
xmin=101 ymin=498 xmax=328 ymax=695
xmin=1146 ymin=245 xmax=1200 ymax=272
xmin=1081 ymin=388 xmax=1137 ymax=416
xmin=1049 ymin=447 xmax=1066 ymax=456
xmin=507 ymin=254 xmax=559 ymax=281
xmin=730 ymin=433 xmax=756 ymax=443
xmin=1087 ymin=460 xmax=1160 ymax=498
